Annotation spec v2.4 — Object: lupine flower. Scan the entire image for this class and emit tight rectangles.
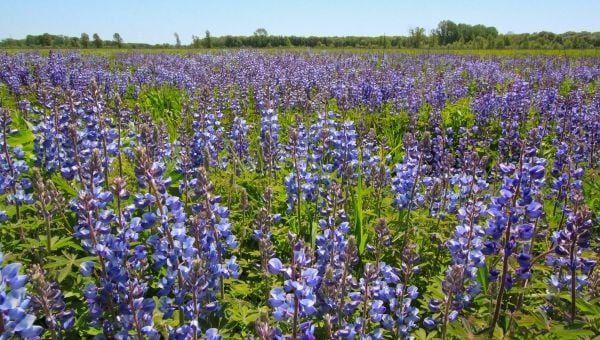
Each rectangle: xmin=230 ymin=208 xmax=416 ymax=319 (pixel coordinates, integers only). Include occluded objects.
xmin=547 ymin=188 xmax=596 ymax=323
xmin=268 ymin=236 xmax=319 ymax=339
xmin=331 ymin=120 xmax=359 ymax=188
xmin=360 ymin=127 xmax=391 ymax=216
xmin=1 ymin=107 xmax=32 ymax=238
xmin=28 ymin=264 xmax=74 ymax=338
xmin=190 ymin=110 xmax=227 ymax=170
xmin=229 ymin=116 xmax=252 ymax=171
xmin=392 ymin=133 xmax=426 ymax=214
xmin=0 ymin=250 xmax=44 ymax=339
xmin=284 ymin=119 xmax=309 ymax=215
xmin=314 ymin=183 xmax=359 ymax=332
xmin=254 ymin=188 xmax=281 ymax=282
xmin=259 ymin=109 xmax=283 ymax=176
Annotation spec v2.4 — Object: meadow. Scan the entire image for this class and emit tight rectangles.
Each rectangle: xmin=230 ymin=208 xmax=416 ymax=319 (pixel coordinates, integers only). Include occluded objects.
xmin=0 ymin=50 xmax=599 ymax=339
xmin=2 ymin=47 xmax=600 ymax=58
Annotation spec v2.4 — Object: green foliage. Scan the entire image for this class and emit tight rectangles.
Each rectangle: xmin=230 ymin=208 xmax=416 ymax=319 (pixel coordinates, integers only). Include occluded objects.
xmin=3 ymin=24 xmax=600 ymax=50
xmin=559 ymin=78 xmax=577 ymax=96
xmin=352 ymin=170 xmax=367 ymax=254
xmin=0 ymin=52 xmax=598 ymax=339
xmin=441 ymin=98 xmax=474 ymax=130
xmin=139 ymin=86 xmax=184 ymax=140
xmin=582 ymin=169 xmax=600 ymax=212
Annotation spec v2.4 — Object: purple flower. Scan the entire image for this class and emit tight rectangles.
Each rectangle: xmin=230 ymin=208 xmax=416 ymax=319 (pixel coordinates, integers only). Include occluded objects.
xmin=0 ymin=250 xmax=44 ymax=339
xmin=79 ymin=261 xmax=95 ymax=276
xmin=526 ymin=202 xmax=543 ymax=219
xmin=268 ymin=258 xmax=284 ymax=275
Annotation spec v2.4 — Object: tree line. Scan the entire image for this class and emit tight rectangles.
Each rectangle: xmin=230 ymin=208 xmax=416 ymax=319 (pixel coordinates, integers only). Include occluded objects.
xmin=2 ymin=21 xmax=600 ymax=49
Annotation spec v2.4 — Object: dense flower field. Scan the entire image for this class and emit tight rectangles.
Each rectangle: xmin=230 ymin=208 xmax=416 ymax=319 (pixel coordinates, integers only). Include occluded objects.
xmin=0 ymin=51 xmax=599 ymax=339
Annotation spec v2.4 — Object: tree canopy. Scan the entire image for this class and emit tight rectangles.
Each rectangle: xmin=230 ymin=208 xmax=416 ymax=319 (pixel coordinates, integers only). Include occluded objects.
xmin=2 ymin=22 xmax=600 ymax=49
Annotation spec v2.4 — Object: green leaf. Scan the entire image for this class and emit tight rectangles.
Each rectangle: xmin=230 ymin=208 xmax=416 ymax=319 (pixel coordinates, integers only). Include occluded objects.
xmin=229 ymin=280 xmax=253 ymax=298
xmin=549 ymin=324 xmax=594 ymax=338
xmin=57 ymin=262 xmax=73 ymax=282
xmin=51 ymin=236 xmax=82 ymax=251
xmin=353 ymin=169 xmax=367 ymax=254
xmin=413 ymin=329 xmax=427 ymax=340
xmin=44 ymin=256 xmax=71 ymax=269
xmin=476 ymin=265 xmax=489 ymax=292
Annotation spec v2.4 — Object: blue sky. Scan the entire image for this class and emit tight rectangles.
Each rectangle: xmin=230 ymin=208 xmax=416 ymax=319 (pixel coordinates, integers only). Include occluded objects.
xmin=1 ymin=0 xmax=599 ymax=44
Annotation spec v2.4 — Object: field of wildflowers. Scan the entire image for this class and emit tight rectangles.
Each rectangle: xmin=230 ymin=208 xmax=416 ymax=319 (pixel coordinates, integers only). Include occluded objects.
xmin=0 ymin=50 xmax=598 ymax=339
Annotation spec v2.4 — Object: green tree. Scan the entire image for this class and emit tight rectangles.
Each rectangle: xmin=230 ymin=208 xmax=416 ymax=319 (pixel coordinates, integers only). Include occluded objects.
xmin=69 ymin=37 xmax=79 ymax=48
xmin=93 ymin=33 xmax=102 ymax=48
xmin=205 ymin=30 xmax=212 ymax=48
xmin=174 ymin=32 xmax=181 ymax=48
xmin=224 ymin=35 xmax=242 ymax=47
xmin=436 ymin=20 xmax=459 ymax=45
xmin=113 ymin=33 xmax=123 ymax=48
xmin=494 ymin=36 xmax=506 ymax=49
xmin=408 ymin=27 xmax=426 ymax=48
xmin=381 ymin=35 xmax=390 ymax=49
xmin=25 ymin=35 xmax=36 ymax=46
xmin=192 ymin=35 xmax=201 ymax=48
xmin=472 ymin=36 xmax=487 ymax=49
xmin=253 ymin=28 xmax=268 ymax=47
xmin=80 ymin=33 xmax=90 ymax=48
xmin=254 ymin=28 xmax=268 ymax=37
xmin=40 ymin=33 xmax=53 ymax=46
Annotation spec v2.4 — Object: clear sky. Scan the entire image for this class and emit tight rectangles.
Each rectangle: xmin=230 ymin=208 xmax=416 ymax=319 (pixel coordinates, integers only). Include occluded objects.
xmin=1 ymin=0 xmax=599 ymax=44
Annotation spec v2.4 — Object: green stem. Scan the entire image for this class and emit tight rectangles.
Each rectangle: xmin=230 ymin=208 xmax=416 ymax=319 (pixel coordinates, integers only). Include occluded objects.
xmin=489 ymin=162 xmax=523 ymax=336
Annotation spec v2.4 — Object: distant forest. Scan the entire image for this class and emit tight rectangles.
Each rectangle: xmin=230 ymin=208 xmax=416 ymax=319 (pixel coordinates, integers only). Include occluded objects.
xmin=2 ymin=20 xmax=600 ymax=49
